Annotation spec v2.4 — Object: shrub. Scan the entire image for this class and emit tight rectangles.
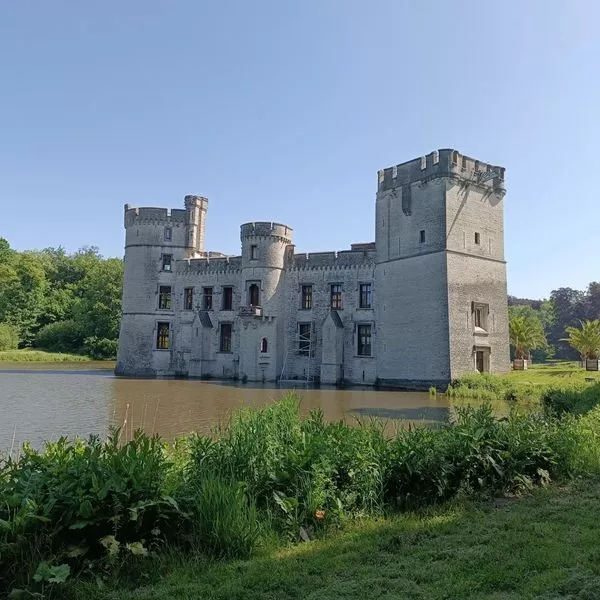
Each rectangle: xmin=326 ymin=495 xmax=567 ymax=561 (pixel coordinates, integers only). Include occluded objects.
xmin=0 ymin=322 xmax=19 ymax=350
xmin=35 ymin=320 xmax=84 ymax=353
xmin=542 ymin=383 xmax=600 ymax=416
xmin=83 ymin=336 xmax=119 ymax=360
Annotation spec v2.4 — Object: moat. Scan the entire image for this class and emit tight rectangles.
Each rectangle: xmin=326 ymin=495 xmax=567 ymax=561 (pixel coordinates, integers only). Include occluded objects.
xmin=0 ymin=362 xmax=483 ymax=451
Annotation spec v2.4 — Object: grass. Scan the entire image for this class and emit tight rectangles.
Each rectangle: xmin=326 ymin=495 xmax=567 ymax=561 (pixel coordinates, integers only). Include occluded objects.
xmin=505 ymin=361 xmax=600 ymax=385
xmin=66 ymin=479 xmax=600 ymax=600
xmin=0 ymin=349 xmax=92 ymax=362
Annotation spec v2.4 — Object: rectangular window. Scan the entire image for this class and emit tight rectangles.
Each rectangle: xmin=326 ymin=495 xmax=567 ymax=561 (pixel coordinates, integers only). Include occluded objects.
xmin=301 ymin=285 xmax=313 ymax=310
xmin=357 ymin=324 xmax=372 ymax=357
xmin=359 ymin=283 xmax=372 ymax=309
xmin=203 ymin=287 xmax=213 ymax=310
xmin=164 ymin=227 xmax=172 ymax=241
xmin=220 ymin=323 xmax=232 ymax=352
xmin=473 ymin=303 xmax=489 ymax=331
xmin=474 ymin=232 xmax=481 ymax=245
xmin=162 ymin=254 xmax=172 ymax=272
xmin=298 ymin=323 xmax=311 ymax=355
xmin=419 ymin=230 xmax=426 ymax=243
xmin=184 ymin=287 xmax=194 ymax=310
xmin=156 ymin=322 xmax=170 ymax=349
xmin=222 ymin=286 xmax=233 ymax=310
xmin=330 ymin=284 xmax=342 ymax=310
xmin=158 ymin=286 xmax=172 ymax=310
xmin=250 ymin=245 xmax=258 ymax=260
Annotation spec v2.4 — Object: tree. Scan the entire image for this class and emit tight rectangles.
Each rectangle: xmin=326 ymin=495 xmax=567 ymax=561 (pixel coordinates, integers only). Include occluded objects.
xmin=509 ymin=313 xmax=547 ymax=360
xmin=548 ymin=288 xmax=587 ymax=359
xmin=563 ymin=320 xmax=600 ymax=361
xmin=586 ymin=282 xmax=600 ymax=321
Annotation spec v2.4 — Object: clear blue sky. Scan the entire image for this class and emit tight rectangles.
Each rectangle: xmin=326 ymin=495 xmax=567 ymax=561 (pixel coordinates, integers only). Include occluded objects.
xmin=1 ymin=1 xmax=598 ymax=299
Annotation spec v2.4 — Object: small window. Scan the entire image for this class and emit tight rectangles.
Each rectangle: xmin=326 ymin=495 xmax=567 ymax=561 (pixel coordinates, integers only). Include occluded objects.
xmin=250 ymin=245 xmax=258 ymax=260
xmin=298 ymin=323 xmax=311 ymax=355
xmin=203 ymin=287 xmax=213 ymax=310
xmin=162 ymin=254 xmax=172 ymax=272
xmin=184 ymin=287 xmax=194 ymax=310
xmin=461 ymin=155 xmax=467 ymax=169
xmin=359 ymin=283 xmax=372 ymax=309
xmin=330 ymin=284 xmax=342 ymax=310
xmin=158 ymin=286 xmax=172 ymax=310
xmin=261 ymin=338 xmax=268 ymax=353
xmin=248 ymin=283 xmax=260 ymax=307
xmin=222 ymin=286 xmax=233 ymax=310
xmin=220 ymin=323 xmax=232 ymax=352
xmin=357 ymin=324 xmax=372 ymax=357
xmin=301 ymin=285 xmax=313 ymax=310
xmin=452 ymin=151 xmax=459 ymax=164
xmin=473 ymin=303 xmax=489 ymax=331
xmin=156 ymin=322 xmax=170 ymax=349
xmin=164 ymin=227 xmax=172 ymax=241
xmin=419 ymin=230 xmax=426 ymax=244
xmin=475 ymin=232 xmax=481 ymax=245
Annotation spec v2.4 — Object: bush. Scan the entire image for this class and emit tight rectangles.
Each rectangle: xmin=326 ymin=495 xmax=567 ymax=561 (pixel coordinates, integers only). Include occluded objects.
xmin=35 ymin=320 xmax=84 ymax=353
xmin=447 ymin=373 xmax=541 ymax=403
xmin=83 ymin=336 xmax=119 ymax=360
xmin=542 ymin=384 xmax=600 ymax=416
xmin=0 ymin=322 xmax=19 ymax=350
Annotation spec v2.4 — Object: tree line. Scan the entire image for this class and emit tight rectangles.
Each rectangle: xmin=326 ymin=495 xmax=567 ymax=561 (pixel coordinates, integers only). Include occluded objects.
xmin=509 ymin=283 xmax=600 ymax=361
xmin=0 ymin=238 xmax=123 ymax=358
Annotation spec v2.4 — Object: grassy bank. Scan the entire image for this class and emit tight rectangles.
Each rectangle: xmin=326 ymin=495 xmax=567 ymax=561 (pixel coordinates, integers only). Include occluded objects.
xmin=0 ymin=349 xmax=92 ymax=362
xmin=3 ymin=391 xmax=600 ymax=598
xmin=67 ymin=479 xmax=600 ymax=600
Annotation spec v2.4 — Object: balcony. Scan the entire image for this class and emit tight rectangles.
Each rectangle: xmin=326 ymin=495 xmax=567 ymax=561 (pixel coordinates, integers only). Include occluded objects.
xmin=239 ymin=305 xmax=263 ymax=318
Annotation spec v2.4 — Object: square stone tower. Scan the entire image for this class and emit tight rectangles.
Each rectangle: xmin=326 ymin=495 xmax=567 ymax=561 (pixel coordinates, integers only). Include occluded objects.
xmin=374 ymin=149 xmax=510 ymax=388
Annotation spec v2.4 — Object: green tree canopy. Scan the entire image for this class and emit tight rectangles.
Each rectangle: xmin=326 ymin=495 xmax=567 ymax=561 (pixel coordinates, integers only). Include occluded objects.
xmin=508 ymin=311 xmax=547 ymax=360
xmin=563 ymin=320 xmax=600 ymax=360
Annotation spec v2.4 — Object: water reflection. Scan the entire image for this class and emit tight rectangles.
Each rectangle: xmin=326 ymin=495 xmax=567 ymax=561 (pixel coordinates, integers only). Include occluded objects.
xmin=0 ymin=365 xmax=503 ymax=452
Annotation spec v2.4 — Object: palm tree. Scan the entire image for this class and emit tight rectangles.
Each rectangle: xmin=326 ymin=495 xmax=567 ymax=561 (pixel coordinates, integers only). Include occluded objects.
xmin=563 ymin=320 xmax=600 ymax=360
xmin=509 ymin=314 xmax=547 ymax=360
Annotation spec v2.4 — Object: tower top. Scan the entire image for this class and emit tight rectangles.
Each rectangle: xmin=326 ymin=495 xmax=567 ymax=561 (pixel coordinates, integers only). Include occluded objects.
xmin=377 ymin=149 xmax=505 ymax=195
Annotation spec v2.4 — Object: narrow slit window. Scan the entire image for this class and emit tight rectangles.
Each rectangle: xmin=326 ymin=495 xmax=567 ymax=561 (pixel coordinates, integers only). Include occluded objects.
xmin=475 ymin=232 xmax=481 ymax=245
xmin=164 ymin=227 xmax=172 ymax=241
xmin=250 ymin=245 xmax=258 ymax=260
xmin=419 ymin=230 xmax=426 ymax=244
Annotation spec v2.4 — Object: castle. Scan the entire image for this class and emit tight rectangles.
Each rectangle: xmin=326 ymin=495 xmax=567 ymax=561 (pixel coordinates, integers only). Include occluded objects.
xmin=116 ymin=149 xmax=510 ymax=388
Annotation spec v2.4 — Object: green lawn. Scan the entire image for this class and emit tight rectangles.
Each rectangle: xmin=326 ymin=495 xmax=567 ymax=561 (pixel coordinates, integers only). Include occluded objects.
xmin=0 ymin=349 xmax=92 ymax=362
xmin=68 ymin=480 xmax=600 ymax=600
xmin=505 ymin=361 xmax=600 ymax=385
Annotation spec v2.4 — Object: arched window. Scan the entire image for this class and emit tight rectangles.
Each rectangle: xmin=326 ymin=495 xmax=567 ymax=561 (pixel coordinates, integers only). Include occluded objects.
xmin=249 ymin=283 xmax=260 ymax=307
xmin=261 ymin=338 xmax=268 ymax=353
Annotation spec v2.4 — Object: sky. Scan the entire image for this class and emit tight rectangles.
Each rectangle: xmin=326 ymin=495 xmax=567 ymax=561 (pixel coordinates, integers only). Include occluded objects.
xmin=1 ymin=0 xmax=599 ymax=299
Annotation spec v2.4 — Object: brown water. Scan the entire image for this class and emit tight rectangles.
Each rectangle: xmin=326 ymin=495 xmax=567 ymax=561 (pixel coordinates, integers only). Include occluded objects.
xmin=0 ymin=363 xmax=455 ymax=452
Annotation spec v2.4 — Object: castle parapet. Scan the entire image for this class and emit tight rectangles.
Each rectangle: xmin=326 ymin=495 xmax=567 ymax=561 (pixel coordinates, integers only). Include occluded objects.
xmin=240 ymin=222 xmax=293 ymax=243
xmin=292 ymin=249 xmax=376 ymax=270
xmin=377 ymin=149 xmax=506 ymax=193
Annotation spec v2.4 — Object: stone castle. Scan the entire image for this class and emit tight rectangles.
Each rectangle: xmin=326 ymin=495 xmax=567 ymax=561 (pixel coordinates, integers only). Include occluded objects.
xmin=116 ymin=149 xmax=510 ymax=388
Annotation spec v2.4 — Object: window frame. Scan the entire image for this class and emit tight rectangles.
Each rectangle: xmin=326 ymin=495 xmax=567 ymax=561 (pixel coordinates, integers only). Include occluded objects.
xmin=158 ymin=285 xmax=172 ymax=310
xmin=250 ymin=245 xmax=258 ymax=260
xmin=156 ymin=321 xmax=170 ymax=350
xmin=357 ymin=324 xmax=372 ymax=357
xmin=419 ymin=230 xmax=426 ymax=244
xmin=222 ymin=286 xmax=233 ymax=311
xmin=219 ymin=322 xmax=233 ymax=353
xmin=298 ymin=322 xmax=311 ymax=355
xmin=161 ymin=254 xmax=173 ymax=272
xmin=183 ymin=287 xmax=194 ymax=311
xmin=472 ymin=302 xmax=489 ymax=332
xmin=475 ymin=232 xmax=481 ymax=245
xmin=164 ymin=227 xmax=172 ymax=241
xmin=301 ymin=284 xmax=313 ymax=310
xmin=203 ymin=287 xmax=213 ymax=310
xmin=359 ymin=283 xmax=372 ymax=309
xmin=330 ymin=284 xmax=343 ymax=310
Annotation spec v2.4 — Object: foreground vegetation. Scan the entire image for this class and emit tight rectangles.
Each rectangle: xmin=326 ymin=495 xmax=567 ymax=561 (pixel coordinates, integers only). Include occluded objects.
xmin=3 ymin=387 xmax=600 ymax=598
xmin=66 ymin=479 xmax=600 ymax=600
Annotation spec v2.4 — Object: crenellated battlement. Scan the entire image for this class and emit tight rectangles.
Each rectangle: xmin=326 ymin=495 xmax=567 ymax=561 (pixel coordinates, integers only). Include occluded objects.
xmin=180 ymin=255 xmax=243 ymax=274
xmin=377 ymin=149 xmax=506 ymax=193
xmin=240 ymin=222 xmax=293 ymax=242
xmin=124 ymin=205 xmax=188 ymax=227
xmin=290 ymin=249 xmax=376 ymax=270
